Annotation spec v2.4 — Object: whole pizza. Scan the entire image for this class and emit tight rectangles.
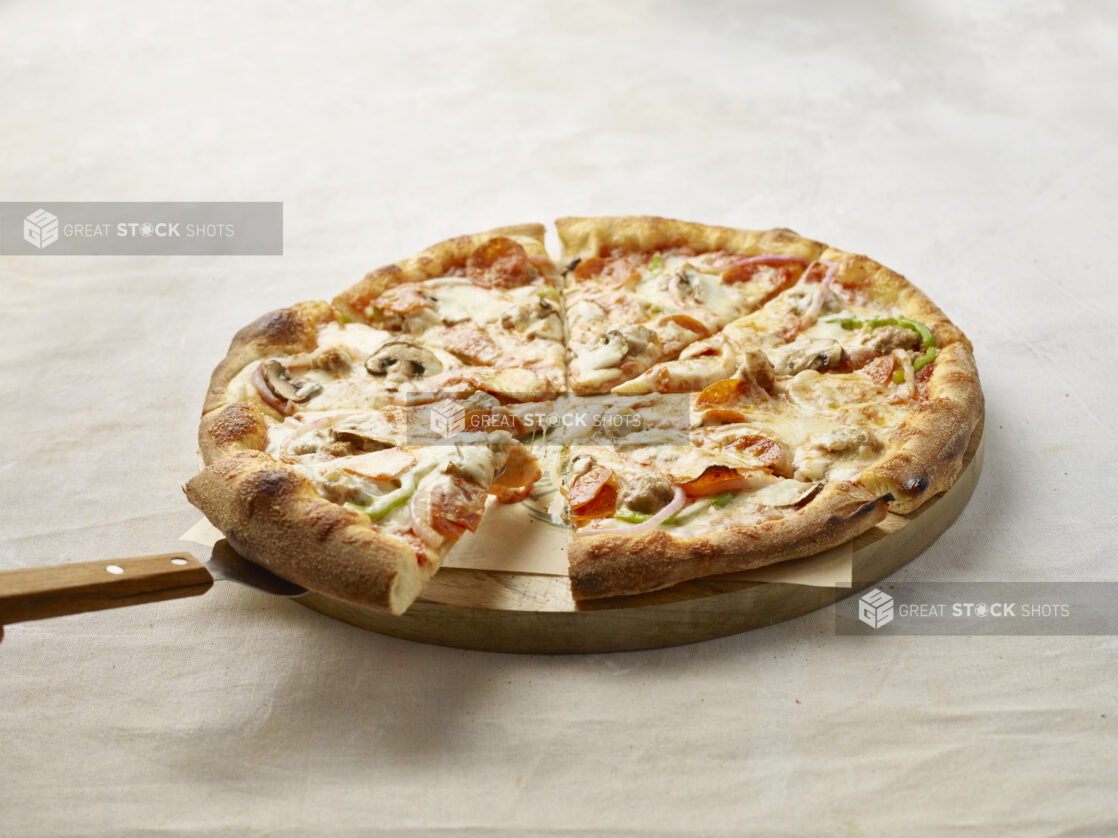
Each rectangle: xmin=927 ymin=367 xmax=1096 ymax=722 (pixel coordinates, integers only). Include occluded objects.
xmin=185 ymin=217 xmax=983 ymax=613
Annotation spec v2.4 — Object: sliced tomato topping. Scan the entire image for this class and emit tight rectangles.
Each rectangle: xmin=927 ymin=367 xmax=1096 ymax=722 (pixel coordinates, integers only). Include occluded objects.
xmin=677 ymin=465 xmax=752 ymax=497
xmin=802 ymin=262 xmax=831 ymax=283
xmin=574 ymin=256 xmax=637 ymax=287
xmin=467 ymin=237 xmax=530 ymax=289
xmin=659 ymin=313 xmax=710 ymax=337
xmin=860 ymin=354 xmax=896 ymax=385
xmin=490 ymin=444 xmax=542 ymax=504
xmin=569 ymin=465 xmax=618 ymax=520
xmin=428 ymin=477 xmax=488 ymax=536
xmin=722 ymin=259 xmax=806 ymax=285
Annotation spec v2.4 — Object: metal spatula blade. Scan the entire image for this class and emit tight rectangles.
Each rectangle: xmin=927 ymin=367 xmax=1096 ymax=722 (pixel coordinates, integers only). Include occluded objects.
xmin=206 ymin=540 xmax=306 ymax=597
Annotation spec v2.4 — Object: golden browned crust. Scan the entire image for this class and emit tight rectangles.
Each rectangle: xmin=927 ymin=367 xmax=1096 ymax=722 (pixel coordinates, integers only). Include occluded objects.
xmin=333 ymin=223 xmax=551 ymax=323
xmin=569 ymin=482 xmax=891 ymax=601
xmin=198 ymin=401 xmax=271 ymax=464
xmin=858 ymin=342 xmax=984 ymax=513
xmin=184 ymin=450 xmax=430 ymax=614
xmin=556 ymin=216 xmax=825 ymax=262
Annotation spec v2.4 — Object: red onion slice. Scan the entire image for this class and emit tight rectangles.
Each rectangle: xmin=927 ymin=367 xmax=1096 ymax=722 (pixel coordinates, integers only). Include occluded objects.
xmin=801 ymin=260 xmax=837 ymax=326
xmin=574 ymin=485 xmax=686 ymax=539
xmin=408 ymin=480 xmax=445 ymax=549
xmin=251 ymin=362 xmax=292 ymax=415
xmin=726 ymin=255 xmax=810 ymax=267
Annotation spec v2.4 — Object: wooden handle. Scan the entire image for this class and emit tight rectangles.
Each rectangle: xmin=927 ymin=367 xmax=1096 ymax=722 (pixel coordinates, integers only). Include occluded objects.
xmin=0 ymin=553 xmax=214 ymax=625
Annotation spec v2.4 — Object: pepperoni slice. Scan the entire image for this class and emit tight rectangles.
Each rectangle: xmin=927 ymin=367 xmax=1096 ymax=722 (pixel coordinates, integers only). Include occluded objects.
xmin=490 ymin=444 xmax=542 ymax=504
xmin=467 ymin=237 xmax=530 ymax=289
xmin=569 ymin=465 xmax=618 ymax=520
xmin=572 ymin=256 xmax=607 ymax=282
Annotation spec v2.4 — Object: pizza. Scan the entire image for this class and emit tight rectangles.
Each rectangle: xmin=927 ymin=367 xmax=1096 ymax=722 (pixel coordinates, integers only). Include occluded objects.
xmin=185 ymin=217 xmax=983 ymax=613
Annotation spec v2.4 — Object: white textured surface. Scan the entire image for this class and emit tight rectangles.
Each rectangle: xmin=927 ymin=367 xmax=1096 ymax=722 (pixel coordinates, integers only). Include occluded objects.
xmin=2 ymin=1 xmax=1116 ymax=835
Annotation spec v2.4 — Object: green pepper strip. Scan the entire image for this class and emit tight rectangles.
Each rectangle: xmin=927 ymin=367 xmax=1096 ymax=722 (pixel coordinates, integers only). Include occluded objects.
xmin=709 ymin=491 xmax=736 ymax=508
xmin=614 ymin=491 xmax=738 ymax=526
xmin=648 ymin=252 xmax=665 ymax=275
xmin=613 ymin=509 xmax=651 ymax=524
xmin=346 ymin=461 xmax=437 ymax=521
xmin=825 ymin=315 xmax=938 ymax=384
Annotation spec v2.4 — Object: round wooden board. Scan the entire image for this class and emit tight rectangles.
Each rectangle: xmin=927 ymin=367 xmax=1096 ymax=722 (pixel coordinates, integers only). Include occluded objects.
xmin=299 ymin=416 xmax=985 ymax=654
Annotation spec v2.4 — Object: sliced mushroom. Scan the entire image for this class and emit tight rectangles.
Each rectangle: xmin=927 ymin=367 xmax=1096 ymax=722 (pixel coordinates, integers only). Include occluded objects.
xmin=365 ymin=340 xmax=444 ymax=382
xmin=309 ymin=346 xmax=353 ymax=376
xmin=569 ymin=454 xmax=596 ymax=480
xmin=326 ymin=426 xmax=395 ymax=456
xmin=735 ymin=349 xmax=776 ymax=394
xmin=770 ymin=338 xmax=845 ymax=376
xmin=667 ymin=265 xmax=701 ymax=305
xmin=500 ymin=298 xmax=562 ymax=341
xmin=260 ymin=360 xmax=322 ymax=403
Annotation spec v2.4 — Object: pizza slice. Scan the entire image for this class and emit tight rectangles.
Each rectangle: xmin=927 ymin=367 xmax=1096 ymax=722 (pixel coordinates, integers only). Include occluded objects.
xmin=188 ymin=225 xmax=563 ymax=613
xmin=561 ymin=439 xmax=889 ymax=601
xmin=601 ymin=245 xmax=984 ymax=514
xmin=557 ymin=216 xmax=823 ymax=394
xmin=334 ymin=224 xmax=566 ymax=401
xmin=186 ymin=398 xmax=540 ymax=614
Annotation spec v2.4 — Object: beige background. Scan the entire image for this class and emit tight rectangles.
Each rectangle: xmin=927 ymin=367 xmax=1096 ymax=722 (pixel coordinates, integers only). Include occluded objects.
xmin=2 ymin=1 xmax=1116 ymax=835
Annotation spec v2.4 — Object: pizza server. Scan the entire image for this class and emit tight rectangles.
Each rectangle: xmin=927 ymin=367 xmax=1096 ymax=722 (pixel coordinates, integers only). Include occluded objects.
xmin=0 ymin=540 xmax=306 ymax=626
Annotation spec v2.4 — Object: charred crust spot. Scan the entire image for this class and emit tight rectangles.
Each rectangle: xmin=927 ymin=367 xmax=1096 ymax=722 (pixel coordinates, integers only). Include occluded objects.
xmin=904 ymin=474 xmax=930 ymax=494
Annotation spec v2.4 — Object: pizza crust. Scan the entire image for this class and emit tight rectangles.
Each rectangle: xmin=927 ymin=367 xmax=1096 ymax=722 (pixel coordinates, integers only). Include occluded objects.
xmin=857 ymin=341 xmax=983 ymax=513
xmin=556 ymin=216 xmax=825 ymax=262
xmin=568 ymin=481 xmax=891 ymax=601
xmin=183 ymin=450 xmax=428 ymax=614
